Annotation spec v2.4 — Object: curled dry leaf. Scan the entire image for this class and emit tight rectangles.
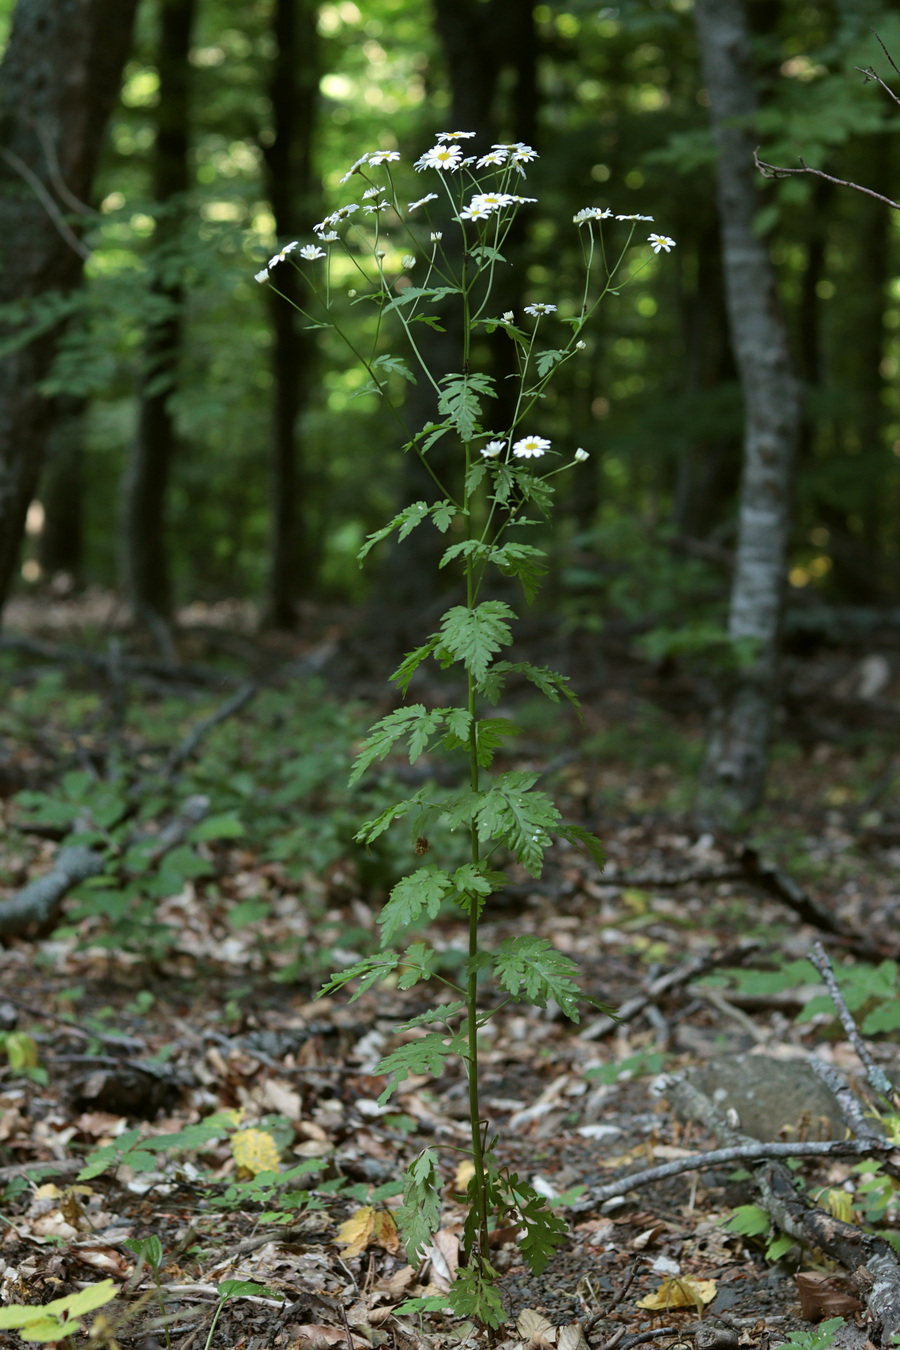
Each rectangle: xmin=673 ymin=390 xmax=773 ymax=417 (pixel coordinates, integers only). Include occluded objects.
xmin=517 ymin=1309 xmax=557 ymax=1347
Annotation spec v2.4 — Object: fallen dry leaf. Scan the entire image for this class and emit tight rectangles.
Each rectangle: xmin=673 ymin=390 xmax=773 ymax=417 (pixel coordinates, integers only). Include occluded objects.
xmin=637 ymin=1277 xmax=717 ymax=1313
xmin=335 ymin=1207 xmax=400 ymax=1258
xmin=517 ymin=1309 xmax=557 ymax=1347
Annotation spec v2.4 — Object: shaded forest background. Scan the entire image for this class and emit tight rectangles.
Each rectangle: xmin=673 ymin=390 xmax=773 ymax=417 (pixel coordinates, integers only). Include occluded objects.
xmin=2 ymin=0 xmax=900 ymax=808
xmin=2 ymin=0 xmax=898 ymax=605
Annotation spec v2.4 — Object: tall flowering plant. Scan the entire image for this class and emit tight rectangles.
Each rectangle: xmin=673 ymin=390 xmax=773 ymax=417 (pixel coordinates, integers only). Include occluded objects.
xmin=255 ymin=132 xmax=675 ymax=1326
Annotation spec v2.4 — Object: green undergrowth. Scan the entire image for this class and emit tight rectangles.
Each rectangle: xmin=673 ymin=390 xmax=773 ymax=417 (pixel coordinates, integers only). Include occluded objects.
xmin=3 ymin=670 xmax=417 ymax=967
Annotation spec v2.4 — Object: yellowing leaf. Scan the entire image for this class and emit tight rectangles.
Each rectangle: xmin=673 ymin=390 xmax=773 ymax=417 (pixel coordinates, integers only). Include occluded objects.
xmin=335 ymin=1206 xmax=400 ymax=1258
xmin=335 ymin=1207 xmax=376 ymax=1257
xmin=637 ymin=1277 xmax=717 ymax=1312
xmin=231 ymin=1128 xmax=281 ymax=1175
xmin=454 ymin=1160 xmax=476 ymax=1192
xmin=372 ymin=1209 xmax=400 ymax=1254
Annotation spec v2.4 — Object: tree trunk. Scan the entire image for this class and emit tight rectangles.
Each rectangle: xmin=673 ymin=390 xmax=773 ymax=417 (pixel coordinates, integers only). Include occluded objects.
xmin=0 ymin=0 xmax=138 ymax=622
xmin=693 ymin=0 xmax=802 ymax=823
xmin=120 ymin=0 xmax=196 ymax=634
xmin=261 ymin=0 xmax=320 ymax=631
xmin=38 ymin=394 xmax=85 ymax=583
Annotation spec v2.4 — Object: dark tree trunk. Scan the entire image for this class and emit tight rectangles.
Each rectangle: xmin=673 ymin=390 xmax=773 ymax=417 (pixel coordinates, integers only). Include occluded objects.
xmin=38 ymin=394 xmax=85 ymax=582
xmin=261 ymin=0 xmax=320 ymax=631
xmin=821 ymin=132 xmax=892 ymax=602
xmin=0 ymin=0 xmax=138 ymax=621
xmin=693 ymin=0 xmax=802 ymax=823
xmin=674 ymin=220 xmax=740 ymax=539
xmin=120 ymin=0 xmax=196 ymax=634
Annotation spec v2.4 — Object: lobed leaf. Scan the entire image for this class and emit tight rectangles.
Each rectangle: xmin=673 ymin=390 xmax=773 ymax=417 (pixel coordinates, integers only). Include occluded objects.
xmin=493 ymin=934 xmax=583 ymax=1019
xmin=475 ymin=770 xmax=560 ymax=873
xmin=439 ymin=601 xmax=515 ymax=683
xmin=375 ymin=1030 xmax=465 ymax=1104
xmin=395 ymin=1148 xmax=443 ymax=1264
xmin=378 ymin=866 xmax=454 ymax=946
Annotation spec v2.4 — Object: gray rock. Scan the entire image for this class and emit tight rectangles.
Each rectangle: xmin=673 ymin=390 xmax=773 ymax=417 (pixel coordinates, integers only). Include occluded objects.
xmin=685 ymin=1053 xmax=845 ymax=1141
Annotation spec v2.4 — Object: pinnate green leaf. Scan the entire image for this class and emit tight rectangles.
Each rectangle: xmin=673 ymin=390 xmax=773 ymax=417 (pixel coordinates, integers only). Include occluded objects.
xmin=493 ymin=935 xmax=583 ymax=1019
xmin=375 ymin=1029 xmax=464 ymax=1104
xmin=514 ymin=1183 xmax=569 ymax=1274
xmin=390 ymin=637 xmax=441 ymax=694
xmin=475 ymin=770 xmax=560 ymax=873
xmin=438 ymin=372 xmax=496 ymax=441
xmin=354 ymin=790 xmax=429 ymax=844
xmin=350 ymin=706 xmax=439 ymax=785
xmin=480 ymin=660 xmax=580 ymax=710
xmin=440 ymin=601 xmax=515 ymax=683
xmin=318 ymin=953 xmax=401 ymax=1000
xmin=556 ymin=822 xmax=606 ymax=870
xmin=395 ymin=1148 xmax=443 ymax=1263
xmin=379 ymin=866 xmax=454 ymax=946
xmin=372 ymin=353 xmax=416 ymax=384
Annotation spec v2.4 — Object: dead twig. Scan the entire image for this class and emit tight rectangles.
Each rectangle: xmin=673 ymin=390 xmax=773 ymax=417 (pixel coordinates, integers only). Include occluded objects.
xmin=808 ymin=942 xmax=900 ymax=1103
xmin=589 ymin=1134 xmax=900 ymax=1206
xmin=754 ymin=147 xmax=900 ymax=211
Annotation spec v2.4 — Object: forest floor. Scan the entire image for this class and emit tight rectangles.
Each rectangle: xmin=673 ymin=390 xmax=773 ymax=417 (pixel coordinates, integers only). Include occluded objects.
xmin=0 ymin=591 xmax=899 ymax=1350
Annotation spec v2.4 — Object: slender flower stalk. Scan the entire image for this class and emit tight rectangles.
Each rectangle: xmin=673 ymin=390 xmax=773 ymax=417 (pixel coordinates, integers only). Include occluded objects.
xmin=255 ymin=132 xmax=674 ymax=1328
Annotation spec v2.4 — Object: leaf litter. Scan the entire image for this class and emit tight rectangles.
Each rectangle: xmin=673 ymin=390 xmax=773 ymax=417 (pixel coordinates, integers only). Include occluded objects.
xmin=1 ymin=623 xmax=899 ymax=1347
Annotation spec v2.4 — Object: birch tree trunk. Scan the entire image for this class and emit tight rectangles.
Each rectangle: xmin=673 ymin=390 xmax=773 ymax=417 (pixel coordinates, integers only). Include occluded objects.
xmin=0 ymin=0 xmax=138 ymax=619
xmin=693 ymin=0 xmax=802 ymax=823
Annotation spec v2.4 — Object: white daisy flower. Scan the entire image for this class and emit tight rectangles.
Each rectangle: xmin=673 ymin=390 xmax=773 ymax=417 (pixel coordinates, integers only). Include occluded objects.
xmin=254 ymin=268 xmax=269 ymax=283
xmin=573 ymin=207 xmax=611 ymax=225
xmin=648 ymin=234 xmax=676 ymax=253
xmin=458 ymin=202 xmax=492 ymax=221
xmin=401 ymin=254 xmax=416 ymax=268
xmin=510 ymin=142 xmax=538 ymax=162
xmin=508 ymin=194 xmax=538 ymax=204
xmin=524 ymin=303 xmax=556 ymax=317
xmin=616 ymin=213 xmax=654 ymax=222
xmin=367 ymin=150 xmax=400 ymax=165
xmin=501 ymin=311 xmax=515 ymax=322
xmin=512 ymin=434 xmax=551 ymax=459
xmin=299 ymin=244 xmax=325 ymax=259
xmin=408 ymin=193 xmax=439 ymax=211
xmin=574 ymin=448 xmax=589 ymax=462
xmin=576 ymin=340 xmax=586 ymax=350
xmin=437 ymin=130 xmax=476 ymax=141
xmin=319 ymin=230 xmax=339 ymax=242
xmin=362 ymin=185 xmax=384 ymax=199
xmin=363 ymin=198 xmax=390 ymax=214
xmin=415 ymin=143 xmax=464 ymax=172
xmin=430 ymin=231 xmax=443 ymax=242
xmin=268 ymin=241 xmax=299 ymax=268
xmin=477 ymin=149 xmax=508 ymax=167
xmin=471 ymin=192 xmax=513 ymax=211
xmin=339 ymin=154 xmax=369 ymax=184
xmin=481 ymin=440 xmax=506 ymax=459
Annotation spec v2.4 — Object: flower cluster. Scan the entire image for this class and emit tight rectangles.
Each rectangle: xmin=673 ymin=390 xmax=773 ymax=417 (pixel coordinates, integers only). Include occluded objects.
xmin=253 ymin=133 xmax=676 ymax=486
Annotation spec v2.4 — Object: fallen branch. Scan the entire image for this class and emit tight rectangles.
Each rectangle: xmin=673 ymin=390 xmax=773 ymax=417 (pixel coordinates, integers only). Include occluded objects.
xmin=664 ymin=1075 xmax=900 ymax=1346
xmin=589 ymin=1134 xmax=900 ymax=1207
xmin=0 ymin=794 xmax=210 ymax=941
xmin=807 ymin=942 xmax=900 ymax=1104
